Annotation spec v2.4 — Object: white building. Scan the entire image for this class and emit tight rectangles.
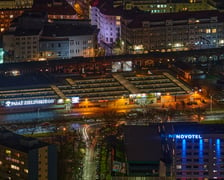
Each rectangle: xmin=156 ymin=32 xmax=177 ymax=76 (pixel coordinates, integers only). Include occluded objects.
xmin=39 ymin=22 xmax=98 ymax=60
xmin=90 ymin=1 xmax=122 ymax=46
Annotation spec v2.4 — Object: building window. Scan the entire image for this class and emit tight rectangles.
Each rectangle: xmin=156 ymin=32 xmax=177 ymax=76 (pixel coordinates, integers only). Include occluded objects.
xmin=206 ymin=29 xmax=211 ymax=34
xmin=212 ymin=29 xmax=217 ymax=33
xmin=11 ymin=165 xmax=20 ymax=170
xmin=70 ymin=40 xmax=74 ymax=45
xmin=6 ymin=150 xmax=11 ymax=155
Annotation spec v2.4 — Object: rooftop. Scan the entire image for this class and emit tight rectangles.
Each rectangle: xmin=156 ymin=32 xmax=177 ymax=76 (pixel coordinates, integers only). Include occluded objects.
xmin=41 ymin=23 xmax=98 ymax=37
xmin=125 ymin=10 xmax=224 ymax=28
xmin=0 ymin=127 xmax=49 ymax=152
xmin=170 ymin=122 xmax=224 ymax=134
xmin=32 ymin=0 xmax=76 ymax=15
xmin=124 ymin=125 xmax=162 ymax=162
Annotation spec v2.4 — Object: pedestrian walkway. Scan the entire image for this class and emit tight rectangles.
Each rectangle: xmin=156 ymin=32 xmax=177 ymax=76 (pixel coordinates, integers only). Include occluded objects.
xmin=51 ymin=85 xmax=66 ymax=99
xmin=112 ymin=74 xmax=140 ymax=94
xmin=163 ymin=72 xmax=192 ymax=93
xmin=66 ymin=78 xmax=75 ymax=86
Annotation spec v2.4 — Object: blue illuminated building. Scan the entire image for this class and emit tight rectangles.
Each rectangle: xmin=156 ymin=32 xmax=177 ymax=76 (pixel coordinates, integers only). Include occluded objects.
xmin=123 ymin=122 xmax=224 ymax=179
xmin=162 ymin=122 xmax=224 ymax=179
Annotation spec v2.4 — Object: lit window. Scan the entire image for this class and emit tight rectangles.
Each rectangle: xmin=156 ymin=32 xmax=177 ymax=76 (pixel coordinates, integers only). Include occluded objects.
xmin=11 ymin=164 xmax=20 ymax=170
xmin=176 ymin=165 xmax=182 ymax=169
xmin=212 ymin=29 xmax=216 ymax=33
xmin=0 ymin=161 xmax=2 ymax=165
xmin=206 ymin=29 xmax=211 ymax=33
xmin=6 ymin=150 xmax=11 ymax=155
xmin=24 ymin=169 xmax=28 ymax=173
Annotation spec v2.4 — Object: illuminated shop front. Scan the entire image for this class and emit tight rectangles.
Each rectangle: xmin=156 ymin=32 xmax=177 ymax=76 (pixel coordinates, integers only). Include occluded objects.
xmin=129 ymin=93 xmax=157 ymax=105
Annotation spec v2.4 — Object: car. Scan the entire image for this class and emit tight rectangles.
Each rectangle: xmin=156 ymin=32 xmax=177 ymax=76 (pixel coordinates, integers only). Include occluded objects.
xmin=85 ymin=119 xmax=95 ymax=123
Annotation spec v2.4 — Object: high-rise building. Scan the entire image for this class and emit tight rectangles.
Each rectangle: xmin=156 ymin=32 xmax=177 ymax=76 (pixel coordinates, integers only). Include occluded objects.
xmin=0 ymin=127 xmax=57 ymax=180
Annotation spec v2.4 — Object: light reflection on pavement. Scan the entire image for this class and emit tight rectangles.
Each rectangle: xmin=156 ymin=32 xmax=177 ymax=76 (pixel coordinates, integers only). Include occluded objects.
xmin=82 ymin=124 xmax=98 ymax=180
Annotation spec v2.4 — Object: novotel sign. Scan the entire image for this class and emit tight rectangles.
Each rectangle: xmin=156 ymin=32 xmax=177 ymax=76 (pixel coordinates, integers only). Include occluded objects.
xmin=5 ymin=99 xmax=55 ymax=107
xmin=168 ymin=134 xmax=202 ymax=139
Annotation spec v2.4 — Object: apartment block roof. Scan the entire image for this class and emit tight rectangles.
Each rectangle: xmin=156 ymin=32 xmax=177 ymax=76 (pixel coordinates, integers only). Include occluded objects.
xmin=125 ymin=10 xmax=224 ymax=28
xmin=124 ymin=125 xmax=162 ymax=162
xmin=0 ymin=127 xmax=49 ymax=153
xmin=14 ymin=28 xmax=42 ymax=36
xmin=41 ymin=23 xmax=98 ymax=37
xmin=32 ymin=0 xmax=76 ymax=15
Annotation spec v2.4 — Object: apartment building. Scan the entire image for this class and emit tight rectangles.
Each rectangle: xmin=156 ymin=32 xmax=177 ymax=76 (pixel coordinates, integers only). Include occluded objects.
xmin=90 ymin=1 xmax=123 ymax=46
xmin=39 ymin=21 xmax=98 ymax=59
xmin=0 ymin=127 xmax=57 ymax=180
xmin=121 ymin=10 xmax=224 ymax=54
xmin=3 ymin=11 xmax=47 ymax=62
xmin=89 ymin=0 xmax=215 ymax=55
xmin=2 ymin=10 xmax=97 ymax=62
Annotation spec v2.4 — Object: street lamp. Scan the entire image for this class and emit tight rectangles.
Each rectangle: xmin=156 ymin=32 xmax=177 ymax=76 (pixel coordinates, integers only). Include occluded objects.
xmin=210 ymin=95 xmax=213 ymax=112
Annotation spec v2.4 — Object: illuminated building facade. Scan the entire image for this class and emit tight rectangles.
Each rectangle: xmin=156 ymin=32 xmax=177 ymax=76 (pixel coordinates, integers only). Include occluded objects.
xmin=162 ymin=123 xmax=224 ymax=179
xmin=0 ymin=0 xmax=34 ymax=33
xmin=39 ymin=21 xmax=98 ymax=59
xmin=0 ymin=127 xmax=57 ymax=180
xmin=123 ymin=123 xmax=224 ymax=179
xmin=0 ymin=0 xmax=33 ymax=9
xmin=121 ymin=10 xmax=224 ymax=54
xmin=90 ymin=2 xmax=122 ymax=47
xmin=0 ymin=9 xmax=24 ymax=33
xmin=121 ymin=0 xmax=214 ymax=13
xmin=90 ymin=0 xmax=215 ymax=55
xmin=3 ymin=11 xmax=97 ymax=62
xmin=3 ymin=11 xmax=47 ymax=62
xmin=0 ymin=39 xmax=3 ymax=64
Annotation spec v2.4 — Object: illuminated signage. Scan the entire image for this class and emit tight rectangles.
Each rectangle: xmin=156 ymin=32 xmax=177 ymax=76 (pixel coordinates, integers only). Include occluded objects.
xmin=71 ymin=97 xmax=79 ymax=103
xmin=168 ymin=134 xmax=202 ymax=139
xmin=5 ymin=99 xmax=55 ymax=107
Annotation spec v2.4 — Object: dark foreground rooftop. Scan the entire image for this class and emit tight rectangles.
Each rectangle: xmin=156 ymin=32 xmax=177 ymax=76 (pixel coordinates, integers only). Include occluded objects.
xmin=0 ymin=127 xmax=49 ymax=152
xmin=124 ymin=125 xmax=162 ymax=162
